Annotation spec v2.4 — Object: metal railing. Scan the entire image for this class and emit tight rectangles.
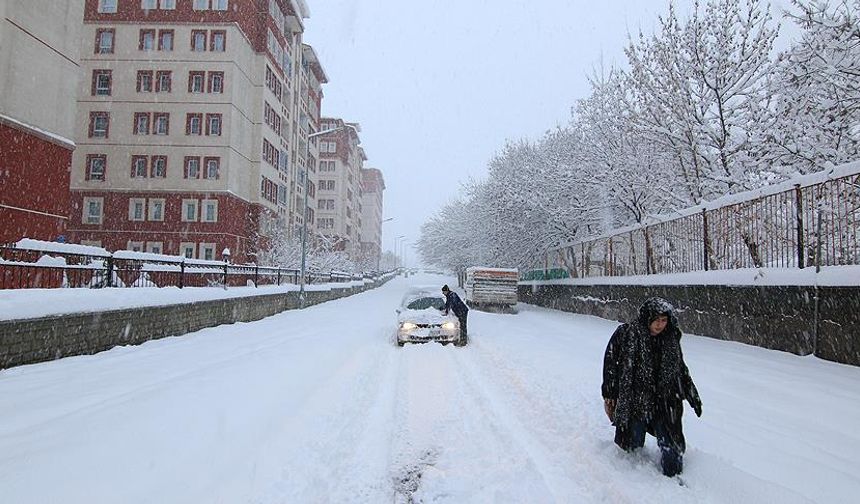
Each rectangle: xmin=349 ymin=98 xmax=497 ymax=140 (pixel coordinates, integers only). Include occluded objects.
xmin=529 ymin=163 xmax=860 ymax=279
xmin=0 ymin=245 xmax=378 ymax=290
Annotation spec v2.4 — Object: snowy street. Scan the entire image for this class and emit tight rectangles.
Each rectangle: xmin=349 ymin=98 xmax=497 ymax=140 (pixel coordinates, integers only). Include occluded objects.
xmin=1 ymin=273 xmax=858 ymax=503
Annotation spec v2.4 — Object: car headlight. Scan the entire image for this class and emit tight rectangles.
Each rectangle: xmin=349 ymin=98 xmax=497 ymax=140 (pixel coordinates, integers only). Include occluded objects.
xmin=400 ymin=322 xmax=417 ymax=331
xmin=442 ymin=322 xmax=456 ymax=330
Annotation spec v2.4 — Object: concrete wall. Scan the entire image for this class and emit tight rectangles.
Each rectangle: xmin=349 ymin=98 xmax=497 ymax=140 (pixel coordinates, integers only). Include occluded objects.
xmin=518 ymin=283 xmax=860 ymax=366
xmin=0 ymin=277 xmax=391 ymax=369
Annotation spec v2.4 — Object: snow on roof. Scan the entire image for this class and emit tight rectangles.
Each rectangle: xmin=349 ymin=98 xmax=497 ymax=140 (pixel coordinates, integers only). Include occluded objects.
xmin=0 ymin=112 xmax=75 ymax=150
xmin=466 ymin=266 xmax=519 ymax=273
xmin=14 ymin=239 xmax=110 ymax=257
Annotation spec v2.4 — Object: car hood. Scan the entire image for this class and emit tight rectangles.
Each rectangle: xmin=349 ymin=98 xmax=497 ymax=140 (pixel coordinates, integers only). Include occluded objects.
xmin=398 ymin=308 xmax=457 ymax=325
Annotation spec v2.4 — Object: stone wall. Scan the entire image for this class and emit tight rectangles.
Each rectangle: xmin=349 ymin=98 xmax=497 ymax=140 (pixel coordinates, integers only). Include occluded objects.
xmin=0 ymin=278 xmax=390 ymax=369
xmin=518 ymin=283 xmax=860 ymax=366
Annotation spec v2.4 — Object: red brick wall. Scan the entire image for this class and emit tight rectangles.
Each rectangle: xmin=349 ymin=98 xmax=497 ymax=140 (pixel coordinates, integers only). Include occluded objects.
xmin=0 ymin=122 xmax=71 ymax=243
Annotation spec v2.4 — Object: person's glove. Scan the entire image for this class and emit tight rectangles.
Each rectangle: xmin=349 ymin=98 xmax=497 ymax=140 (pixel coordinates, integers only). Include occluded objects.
xmin=603 ymin=398 xmax=616 ymax=422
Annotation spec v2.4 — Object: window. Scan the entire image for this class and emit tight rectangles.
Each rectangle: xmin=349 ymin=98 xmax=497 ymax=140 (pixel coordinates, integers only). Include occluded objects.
xmin=205 ymin=114 xmax=222 ymax=136
xmin=148 ymin=198 xmax=165 ymax=221
xmin=128 ymin=241 xmax=144 ymax=252
xmin=83 ymin=197 xmax=104 ymax=225
xmin=186 ymin=113 xmax=203 ymax=135
xmin=201 ymin=200 xmax=218 ymax=222
xmin=320 ymin=180 xmax=335 ymax=191
xmin=91 ymin=70 xmax=112 ymax=96
xmin=98 ymin=0 xmax=117 ymax=13
xmin=160 ymin=0 xmax=176 ymax=9
xmin=193 ymin=0 xmax=209 ymax=9
xmin=208 ymin=72 xmax=224 ymax=93
xmin=146 ymin=242 xmax=163 ymax=254
xmin=204 ymin=157 xmax=220 ymax=179
xmin=139 ymin=29 xmax=156 ymax=51
xmin=200 ymin=243 xmax=216 ymax=261
xmin=131 ymin=155 xmax=148 ymax=178
xmin=129 ymin=198 xmax=146 ymax=221
xmin=184 ymin=157 xmax=201 ymax=178
xmin=182 ymin=199 xmax=199 ymax=222
xmin=212 ymin=0 xmax=228 ymax=10
xmin=95 ymin=29 xmax=115 ymax=54
xmin=210 ymin=31 xmax=226 ymax=52
xmin=89 ymin=112 xmax=110 ymax=138
xmin=180 ymin=243 xmax=196 ymax=259
xmin=189 ymin=71 xmax=205 ymax=93
xmin=86 ymin=154 xmax=107 ymax=181
xmin=141 ymin=0 xmax=157 ymax=9
xmin=151 ymin=156 xmax=167 ymax=178
xmin=156 ymin=71 xmax=171 ymax=92
xmin=137 ymin=70 xmax=153 ymax=92
xmin=158 ymin=30 xmax=174 ymax=51
xmin=153 ymin=113 xmax=169 ymax=135
xmin=191 ymin=30 xmax=207 ymax=52
xmin=133 ymin=113 xmax=150 ymax=135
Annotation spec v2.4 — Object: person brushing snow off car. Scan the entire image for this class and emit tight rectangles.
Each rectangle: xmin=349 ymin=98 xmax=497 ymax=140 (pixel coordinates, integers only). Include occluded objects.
xmin=441 ymin=285 xmax=469 ymax=346
xmin=601 ymin=297 xmax=702 ymax=477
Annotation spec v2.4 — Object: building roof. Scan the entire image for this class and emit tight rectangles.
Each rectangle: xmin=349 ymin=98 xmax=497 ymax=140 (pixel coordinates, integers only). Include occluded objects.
xmin=302 ymin=44 xmax=328 ymax=84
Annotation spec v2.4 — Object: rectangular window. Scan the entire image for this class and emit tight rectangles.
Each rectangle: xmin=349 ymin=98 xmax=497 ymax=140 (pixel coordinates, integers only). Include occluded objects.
xmin=89 ymin=112 xmax=110 ymax=138
xmin=153 ymin=113 xmax=169 ymax=135
xmin=191 ymin=30 xmax=207 ymax=52
xmin=160 ymin=0 xmax=176 ymax=9
xmin=98 ymin=0 xmax=118 ymax=13
xmin=182 ymin=199 xmax=199 ymax=222
xmin=204 ymin=157 xmax=220 ymax=179
xmin=127 ymin=241 xmax=145 ymax=252
xmin=212 ymin=0 xmax=228 ymax=11
xmin=146 ymin=242 xmax=164 ymax=254
xmin=139 ymin=29 xmax=156 ymax=51
xmin=201 ymin=200 xmax=218 ymax=222
xmin=186 ymin=113 xmax=203 ymax=135
xmin=95 ymin=29 xmax=115 ymax=54
xmin=148 ymin=198 xmax=165 ymax=221
xmin=188 ymin=71 xmax=205 ymax=93
xmin=184 ymin=157 xmax=201 ymax=178
xmin=92 ymin=70 xmax=112 ymax=96
xmin=210 ymin=31 xmax=226 ymax=52
xmin=129 ymin=198 xmax=146 ymax=221
xmin=141 ymin=0 xmax=157 ymax=9
xmin=133 ymin=112 xmax=150 ymax=135
xmin=86 ymin=154 xmax=107 ymax=181
xmin=193 ymin=0 xmax=209 ymax=9
xmin=205 ymin=114 xmax=222 ymax=136
xmin=137 ymin=70 xmax=153 ymax=92
xmin=208 ymin=72 xmax=224 ymax=93
xmin=84 ymin=197 xmax=104 ymax=225
xmin=151 ymin=156 xmax=167 ymax=178
xmin=155 ymin=70 xmax=171 ymax=92
xmin=180 ymin=242 xmax=196 ymax=259
xmin=131 ymin=155 xmax=148 ymax=178
xmin=158 ymin=30 xmax=174 ymax=51
xmin=200 ymin=243 xmax=216 ymax=261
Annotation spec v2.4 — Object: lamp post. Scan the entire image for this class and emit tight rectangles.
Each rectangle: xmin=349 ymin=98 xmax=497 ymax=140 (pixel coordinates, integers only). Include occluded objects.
xmin=378 ymin=217 xmax=393 ymax=271
xmin=299 ymin=125 xmax=354 ymax=306
xmin=394 ymin=235 xmax=405 ymax=271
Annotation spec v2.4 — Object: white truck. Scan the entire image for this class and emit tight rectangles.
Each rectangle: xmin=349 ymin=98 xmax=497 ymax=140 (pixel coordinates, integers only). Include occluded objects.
xmin=464 ymin=266 xmax=519 ymax=312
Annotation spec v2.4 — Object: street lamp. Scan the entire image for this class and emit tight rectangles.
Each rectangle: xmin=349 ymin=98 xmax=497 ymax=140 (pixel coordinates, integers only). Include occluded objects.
xmin=394 ymin=235 xmax=405 ymax=271
xmin=378 ymin=217 xmax=394 ymax=271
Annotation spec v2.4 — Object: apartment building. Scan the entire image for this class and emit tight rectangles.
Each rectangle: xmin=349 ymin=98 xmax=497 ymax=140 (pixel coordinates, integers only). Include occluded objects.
xmin=0 ymin=1 xmax=84 ymax=243
xmin=359 ymin=168 xmax=385 ymax=268
xmin=317 ymin=117 xmax=366 ymax=258
xmin=69 ymin=0 xmax=319 ymax=262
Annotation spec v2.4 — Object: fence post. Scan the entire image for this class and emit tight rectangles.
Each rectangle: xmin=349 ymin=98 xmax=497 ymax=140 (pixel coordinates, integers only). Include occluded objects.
xmin=223 ymin=260 xmax=229 ymax=289
xmin=644 ymin=226 xmax=653 ymax=274
xmin=179 ymin=259 xmax=185 ymax=289
xmin=254 ymin=264 xmax=259 ymax=287
xmin=277 ymin=267 xmax=281 ymax=286
xmin=795 ymin=184 xmax=805 ymax=269
xmin=106 ymin=255 xmax=114 ymax=288
xmin=702 ymin=209 xmax=710 ymax=271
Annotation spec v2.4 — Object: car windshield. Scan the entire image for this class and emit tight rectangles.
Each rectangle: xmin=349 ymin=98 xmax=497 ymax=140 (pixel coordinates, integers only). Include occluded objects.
xmin=406 ymin=296 xmax=444 ymax=311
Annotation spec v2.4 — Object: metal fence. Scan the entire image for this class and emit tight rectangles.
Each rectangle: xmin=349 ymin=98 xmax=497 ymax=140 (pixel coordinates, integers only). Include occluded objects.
xmin=531 ymin=165 xmax=860 ymax=279
xmin=0 ymin=245 xmax=375 ymax=290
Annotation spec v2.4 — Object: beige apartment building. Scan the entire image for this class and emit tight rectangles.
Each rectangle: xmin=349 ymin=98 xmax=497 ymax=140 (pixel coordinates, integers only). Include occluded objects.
xmin=317 ymin=117 xmax=367 ymax=259
xmin=68 ymin=0 xmax=323 ymax=262
xmin=0 ymin=1 xmax=84 ymax=243
xmin=360 ymin=168 xmax=385 ymax=268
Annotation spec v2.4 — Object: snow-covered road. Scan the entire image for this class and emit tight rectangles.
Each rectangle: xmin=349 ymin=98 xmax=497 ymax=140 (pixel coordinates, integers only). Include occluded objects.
xmin=1 ymin=273 xmax=858 ymax=503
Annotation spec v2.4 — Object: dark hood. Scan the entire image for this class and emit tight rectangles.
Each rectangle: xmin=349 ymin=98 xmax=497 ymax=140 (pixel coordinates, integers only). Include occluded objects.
xmin=636 ymin=297 xmax=679 ymax=334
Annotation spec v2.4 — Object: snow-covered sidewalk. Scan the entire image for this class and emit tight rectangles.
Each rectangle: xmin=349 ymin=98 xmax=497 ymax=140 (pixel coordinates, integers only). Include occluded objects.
xmin=0 ymin=273 xmax=857 ymax=502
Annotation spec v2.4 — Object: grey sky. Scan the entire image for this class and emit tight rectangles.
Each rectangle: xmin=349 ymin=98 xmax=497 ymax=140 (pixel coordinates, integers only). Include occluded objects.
xmin=303 ymin=0 xmax=796 ymax=266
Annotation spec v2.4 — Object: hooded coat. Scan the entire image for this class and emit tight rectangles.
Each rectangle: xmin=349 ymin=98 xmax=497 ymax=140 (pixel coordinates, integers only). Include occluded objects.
xmin=601 ymin=298 xmax=701 ymax=453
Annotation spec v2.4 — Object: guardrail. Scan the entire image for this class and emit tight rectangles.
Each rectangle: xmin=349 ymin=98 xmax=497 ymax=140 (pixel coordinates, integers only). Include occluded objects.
xmin=0 ymin=242 xmax=378 ymax=290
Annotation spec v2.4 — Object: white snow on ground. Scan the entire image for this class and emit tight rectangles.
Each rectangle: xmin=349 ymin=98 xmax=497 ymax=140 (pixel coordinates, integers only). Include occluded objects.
xmin=0 ymin=273 xmax=858 ymax=503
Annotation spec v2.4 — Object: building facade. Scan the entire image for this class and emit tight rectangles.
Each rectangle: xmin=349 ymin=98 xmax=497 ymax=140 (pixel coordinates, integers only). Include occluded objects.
xmin=0 ymin=1 xmax=84 ymax=243
xmin=69 ymin=0 xmax=321 ymax=262
xmin=317 ymin=117 xmax=365 ymax=258
xmin=359 ymin=168 xmax=385 ymax=268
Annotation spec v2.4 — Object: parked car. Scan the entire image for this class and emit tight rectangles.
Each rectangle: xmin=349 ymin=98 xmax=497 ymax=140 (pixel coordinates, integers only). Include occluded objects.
xmin=395 ymin=287 xmax=461 ymax=346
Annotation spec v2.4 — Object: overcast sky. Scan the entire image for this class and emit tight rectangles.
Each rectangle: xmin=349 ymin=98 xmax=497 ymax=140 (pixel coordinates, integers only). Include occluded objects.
xmin=303 ymin=0 xmax=795 ymax=266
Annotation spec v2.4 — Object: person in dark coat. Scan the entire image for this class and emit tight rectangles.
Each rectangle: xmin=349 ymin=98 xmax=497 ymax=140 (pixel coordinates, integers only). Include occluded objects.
xmin=601 ymin=297 xmax=702 ymax=477
xmin=441 ymin=284 xmax=469 ymax=346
